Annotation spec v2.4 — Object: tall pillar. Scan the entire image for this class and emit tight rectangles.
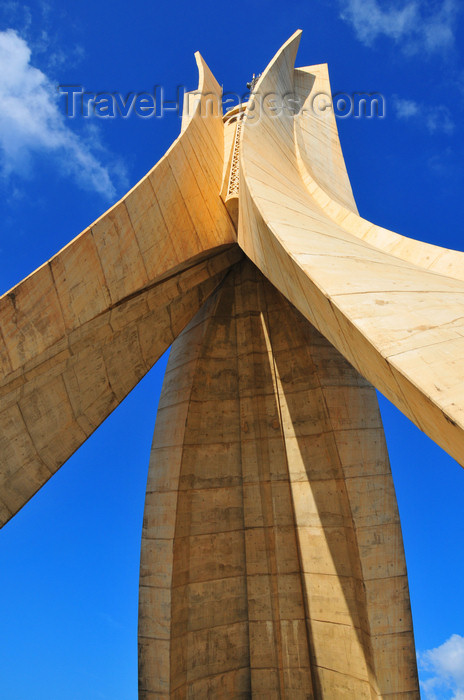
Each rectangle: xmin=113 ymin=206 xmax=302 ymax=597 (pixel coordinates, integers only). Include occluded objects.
xmin=138 ymin=260 xmax=418 ymax=699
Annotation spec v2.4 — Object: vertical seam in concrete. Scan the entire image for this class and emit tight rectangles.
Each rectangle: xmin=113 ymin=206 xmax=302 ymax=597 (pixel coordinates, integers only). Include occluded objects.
xmin=262 ymin=279 xmax=317 ymax=699
xmin=234 ymin=264 xmax=252 ymax=695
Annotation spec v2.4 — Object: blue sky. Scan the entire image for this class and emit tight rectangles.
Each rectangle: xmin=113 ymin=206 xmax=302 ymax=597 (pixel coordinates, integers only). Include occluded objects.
xmin=0 ymin=1 xmax=463 ymax=698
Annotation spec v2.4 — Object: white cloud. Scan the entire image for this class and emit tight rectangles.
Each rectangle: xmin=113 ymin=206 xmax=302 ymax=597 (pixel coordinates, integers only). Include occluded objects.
xmin=0 ymin=2 xmax=83 ymax=72
xmin=339 ymin=0 xmax=459 ymax=56
xmin=0 ymin=29 xmax=126 ymax=200
xmin=394 ymin=97 xmax=420 ymax=118
xmin=393 ymin=96 xmax=455 ymax=134
xmin=419 ymin=634 xmax=464 ymax=700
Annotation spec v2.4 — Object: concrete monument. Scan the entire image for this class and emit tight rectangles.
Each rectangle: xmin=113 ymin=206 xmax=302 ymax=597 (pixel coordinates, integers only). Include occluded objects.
xmin=2 ymin=30 xmax=463 ymax=698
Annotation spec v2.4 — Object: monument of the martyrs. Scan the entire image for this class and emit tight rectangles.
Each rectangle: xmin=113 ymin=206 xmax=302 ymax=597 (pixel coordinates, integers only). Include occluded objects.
xmin=2 ymin=30 xmax=464 ymax=698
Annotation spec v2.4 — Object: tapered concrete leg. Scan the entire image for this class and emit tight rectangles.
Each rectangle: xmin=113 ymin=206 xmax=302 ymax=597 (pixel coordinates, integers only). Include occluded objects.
xmin=239 ymin=30 xmax=464 ymax=466
xmin=138 ymin=260 xmax=419 ymax=699
xmin=0 ymin=52 xmax=237 ymax=527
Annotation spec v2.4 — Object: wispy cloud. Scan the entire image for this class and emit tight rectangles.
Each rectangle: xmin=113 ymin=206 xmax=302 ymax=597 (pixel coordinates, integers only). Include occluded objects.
xmin=419 ymin=634 xmax=464 ymax=700
xmin=339 ymin=0 xmax=459 ymax=56
xmin=0 ymin=1 xmax=84 ymax=72
xmin=393 ymin=95 xmax=455 ymax=134
xmin=0 ymin=29 xmax=126 ymax=200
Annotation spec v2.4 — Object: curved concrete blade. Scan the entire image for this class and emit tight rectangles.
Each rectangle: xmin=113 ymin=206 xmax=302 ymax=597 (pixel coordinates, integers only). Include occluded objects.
xmin=239 ymin=30 xmax=464 ymax=468
xmin=0 ymin=53 xmax=239 ymax=526
xmin=293 ymin=62 xmax=464 ymax=281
